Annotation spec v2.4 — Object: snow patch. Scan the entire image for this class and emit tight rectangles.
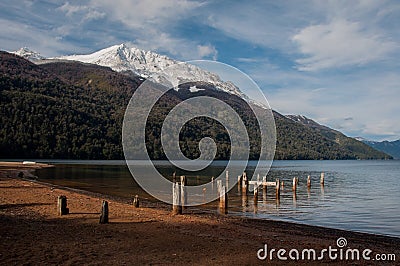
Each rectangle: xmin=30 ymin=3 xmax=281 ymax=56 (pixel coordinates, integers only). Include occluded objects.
xmin=189 ymin=85 xmax=205 ymax=93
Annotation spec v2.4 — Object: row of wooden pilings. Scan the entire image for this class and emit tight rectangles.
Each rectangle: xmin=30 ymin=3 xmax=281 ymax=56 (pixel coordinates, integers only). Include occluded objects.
xmin=171 ymin=171 xmax=325 ymax=215
xmin=56 ymin=194 xmax=140 ymax=224
xmin=57 ymin=172 xmax=326 ymax=220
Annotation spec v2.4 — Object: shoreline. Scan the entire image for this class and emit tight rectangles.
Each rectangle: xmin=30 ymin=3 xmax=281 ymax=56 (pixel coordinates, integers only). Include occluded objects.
xmin=16 ymin=175 xmax=400 ymax=239
xmin=0 ymin=174 xmax=399 ymax=265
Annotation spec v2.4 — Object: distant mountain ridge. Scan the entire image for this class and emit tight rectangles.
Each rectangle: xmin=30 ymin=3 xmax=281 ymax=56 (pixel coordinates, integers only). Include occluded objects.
xmin=358 ymin=139 xmax=400 ymax=159
xmin=0 ymin=51 xmax=391 ymax=160
xmin=285 ymin=114 xmax=392 ymax=159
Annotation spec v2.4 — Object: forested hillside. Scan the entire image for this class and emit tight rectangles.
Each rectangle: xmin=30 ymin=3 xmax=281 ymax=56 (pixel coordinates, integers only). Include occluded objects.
xmin=0 ymin=52 xmax=391 ymax=160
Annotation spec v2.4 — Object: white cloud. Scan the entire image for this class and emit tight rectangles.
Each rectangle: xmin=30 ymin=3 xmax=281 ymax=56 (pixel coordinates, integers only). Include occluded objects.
xmin=57 ymin=2 xmax=87 ymax=17
xmin=86 ymin=0 xmax=212 ymax=60
xmin=197 ymin=44 xmax=217 ymax=60
xmin=292 ymin=19 xmax=397 ymax=71
xmin=84 ymin=9 xmax=105 ymax=21
xmin=57 ymin=2 xmax=105 ymax=21
xmin=90 ymin=0 xmax=204 ymax=28
xmin=0 ymin=18 xmax=78 ymax=57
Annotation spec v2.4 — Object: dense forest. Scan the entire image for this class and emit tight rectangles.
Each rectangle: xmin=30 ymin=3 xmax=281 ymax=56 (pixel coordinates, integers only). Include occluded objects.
xmin=0 ymin=52 xmax=392 ymax=160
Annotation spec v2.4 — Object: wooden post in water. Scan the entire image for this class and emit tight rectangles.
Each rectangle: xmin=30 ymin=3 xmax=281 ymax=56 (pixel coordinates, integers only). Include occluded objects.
xmin=237 ymin=175 xmax=242 ymax=193
xmin=211 ymin=176 xmax=214 ymax=190
xmin=307 ymin=175 xmax=311 ymax=188
xmin=133 ymin=195 xmax=139 ymax=208
xmin=242 ymin=172 xmax=248 ymax=194
xmin=320 ymin=172 xmax=325 ymax=186
xmin=57 ymin=195 xmax=69 ymax=216
xmin=172 ymin=182 xmax=182 ymax=215
xmin=253 ymin=185 xmax=259 ymax=205
xmin=216 ymin=180 xmax=222 ymax=195
xmin=180 ymin=176 xmax=187 ymax=209
xmin=99 ymin=200 xmax=109 ymax=224
xmin=275 ymin=179 xmax=281 ymax=199
xmin=262 ymin=175 xmax=267 ymax=191
xmin=281 ymin=180 xmax=284 ymax=188
xmin=292 ymin=177 xmax=297 ymax=192
xmin=172 ymin=172 xmax=176 ymax=183
xmin=218 ymin=185 xmax=228 ymax=214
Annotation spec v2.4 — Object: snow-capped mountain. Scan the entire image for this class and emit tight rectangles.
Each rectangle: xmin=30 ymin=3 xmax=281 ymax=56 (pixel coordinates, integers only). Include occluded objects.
xmin=54 ymin=43 xmax=246 ymax=99
xmin=12 ymin=47 xmax=44 ymax=61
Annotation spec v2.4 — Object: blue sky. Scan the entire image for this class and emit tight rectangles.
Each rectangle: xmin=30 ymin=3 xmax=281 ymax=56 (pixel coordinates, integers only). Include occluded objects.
xmin=1 ymin=0 xmax=399 ymax=141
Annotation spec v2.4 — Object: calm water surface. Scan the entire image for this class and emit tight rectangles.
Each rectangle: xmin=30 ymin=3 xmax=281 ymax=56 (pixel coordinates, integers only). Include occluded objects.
xmin=34 ymin=160 xmax=400 ymax=237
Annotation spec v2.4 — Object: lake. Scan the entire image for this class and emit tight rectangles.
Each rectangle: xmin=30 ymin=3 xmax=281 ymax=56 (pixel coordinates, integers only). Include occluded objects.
xmin=33 ymin=160 xmax=400 ymax=237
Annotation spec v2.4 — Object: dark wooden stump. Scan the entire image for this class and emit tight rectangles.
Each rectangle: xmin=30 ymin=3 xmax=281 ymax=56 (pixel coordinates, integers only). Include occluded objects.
xmin=57 ymin=195 xmax=69 ymax=216
xmin=99 ymin=200 xmax=109 ymax=224
xmin=133 ymin=195 xmax=139 ymax=208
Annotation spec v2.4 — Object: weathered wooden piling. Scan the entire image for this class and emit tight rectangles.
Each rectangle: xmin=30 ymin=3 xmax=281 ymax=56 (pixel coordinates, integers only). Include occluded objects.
xmin=172 ymin=182 xmax=182 ymax=215
xmin=180 ymin=176 xmax=187 ymax=208
xmin=237 ymin=175 xmax=242 ymax=192
xmin=132 ymin=195 xmax=139 ymax=208
xmin=57 ymin=195 xmax=69 ymax=216
xmin=242 ymin=172 xmax=248 ymax=194
xmin=275 ymin=179 xmax=281 ymax=199
xmin=253 ymin=186 xmax=259 ymax=205
xmin=216 ymin=180 xmax=222 ymax=195
xmin=218 ymin=185 xmax=228 ymax=214
xmin=307 ymin=175 xmax=311 ymax=188
xmin=320 ymin=172 xmax=325 ymax=186
xmin=262 ymin=175 xmax=267 ymax=191
xmin=211 ymin=176 xmax=215 ymax=190
xmin=172 ymin=172 xmax=176 ymax=183
xmin=292 ymin=177 xmax=297 ymax=192
xmin=99 ymin=200 xmax=109 ymax=224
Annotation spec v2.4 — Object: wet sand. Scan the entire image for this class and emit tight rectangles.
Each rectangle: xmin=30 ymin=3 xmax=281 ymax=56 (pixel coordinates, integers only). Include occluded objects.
xmin=0 ymin=173 xmax=398 ymax=265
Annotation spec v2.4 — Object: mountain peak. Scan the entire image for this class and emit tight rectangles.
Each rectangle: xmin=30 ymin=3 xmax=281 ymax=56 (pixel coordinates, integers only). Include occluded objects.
xmin=12 ymin=47 xmax=44 ymax=61
xmin=54 ymin=43 xmax=247 ymax=100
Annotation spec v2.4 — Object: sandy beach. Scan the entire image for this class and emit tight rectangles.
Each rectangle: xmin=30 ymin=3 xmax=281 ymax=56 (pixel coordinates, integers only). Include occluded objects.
xmin=0 ymin=165 xmax=398 ymax=265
